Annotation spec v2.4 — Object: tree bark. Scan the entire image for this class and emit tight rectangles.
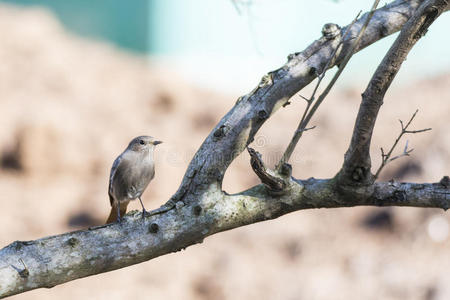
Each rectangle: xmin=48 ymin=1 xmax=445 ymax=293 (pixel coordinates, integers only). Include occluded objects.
xmin=0 ymin=178 xmax=448 ymax=298
xmin=338 ymin=0 xmax=449 ymax=186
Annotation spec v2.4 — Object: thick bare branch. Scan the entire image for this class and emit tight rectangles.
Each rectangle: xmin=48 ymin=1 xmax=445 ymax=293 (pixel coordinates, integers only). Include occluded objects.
xmin=1 ymin=176 xmax=449 ymax=298
xmin=163 ymin=0 xmax=440 ymax=209
xmin=338 ymin=0 xmax=449 ymax=186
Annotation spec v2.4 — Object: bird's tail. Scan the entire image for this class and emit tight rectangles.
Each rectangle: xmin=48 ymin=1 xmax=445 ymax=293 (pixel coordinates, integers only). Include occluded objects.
xmin=106 ymin=201 xmax=129 ymax=224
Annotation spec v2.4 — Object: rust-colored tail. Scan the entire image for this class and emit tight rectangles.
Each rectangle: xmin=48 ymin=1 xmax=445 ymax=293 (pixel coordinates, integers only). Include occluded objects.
xmin=106 ymin=201 xmax=129 ymax=224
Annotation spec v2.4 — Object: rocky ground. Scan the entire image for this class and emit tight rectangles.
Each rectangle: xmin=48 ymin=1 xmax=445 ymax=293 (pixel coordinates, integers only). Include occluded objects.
xmin=0 ymin=4 xmax=449 ymax=300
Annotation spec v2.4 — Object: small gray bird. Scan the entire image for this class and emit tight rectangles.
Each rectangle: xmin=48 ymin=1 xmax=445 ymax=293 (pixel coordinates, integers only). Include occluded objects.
xmin=106 ymin=136 xmax=162 ymax=224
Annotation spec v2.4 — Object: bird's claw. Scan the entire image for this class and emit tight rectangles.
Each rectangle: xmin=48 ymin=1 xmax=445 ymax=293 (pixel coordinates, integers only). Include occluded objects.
xmin=141 ymin=209 xmax=149 ymax=219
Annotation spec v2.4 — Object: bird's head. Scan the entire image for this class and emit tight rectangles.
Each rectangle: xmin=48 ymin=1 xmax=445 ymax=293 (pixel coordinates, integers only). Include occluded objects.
xmin=128 ymin=135 xmax=162 ymax=152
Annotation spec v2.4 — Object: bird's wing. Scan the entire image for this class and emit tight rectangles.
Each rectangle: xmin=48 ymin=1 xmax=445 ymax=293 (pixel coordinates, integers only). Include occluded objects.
xmin=108 ymin=154 xmax=122 ymax=206
xmin=109 ymin=152 xmax=141 ymax=203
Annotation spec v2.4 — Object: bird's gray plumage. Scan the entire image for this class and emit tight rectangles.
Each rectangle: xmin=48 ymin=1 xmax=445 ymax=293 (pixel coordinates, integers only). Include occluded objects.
xmin=107 ymin=135 xmax=162 ymax=222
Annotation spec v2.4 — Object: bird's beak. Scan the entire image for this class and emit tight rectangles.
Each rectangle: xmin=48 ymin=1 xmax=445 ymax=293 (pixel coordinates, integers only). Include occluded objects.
xmin=153 ymin=140 xmax=162 ymax=145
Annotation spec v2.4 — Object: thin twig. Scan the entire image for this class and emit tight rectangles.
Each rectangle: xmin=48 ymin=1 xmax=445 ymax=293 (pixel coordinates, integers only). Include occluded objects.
xmin=231 ymin=0 xmax=242 ymax=14
xmin=297 ymin=11 xmax=362 ymax=123
xmin=231 ymin=0 xmax=252 ymax=15
xmin=18 ymin=258 xmax=29 ymax=278
xmin=308 ymin=11 xmax=362 ymax=98
xmin=374 ymin=109 xmax=431 ymax=179
xmin=296 ymin=126 xmax=316 ymax=134
xmin=277 ymin=0 xmax=380 ymax=170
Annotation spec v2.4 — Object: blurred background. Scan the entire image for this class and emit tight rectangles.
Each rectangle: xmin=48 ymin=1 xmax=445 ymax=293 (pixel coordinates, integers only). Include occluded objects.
xmin=0 ymin=0 xmax=449 ymax=299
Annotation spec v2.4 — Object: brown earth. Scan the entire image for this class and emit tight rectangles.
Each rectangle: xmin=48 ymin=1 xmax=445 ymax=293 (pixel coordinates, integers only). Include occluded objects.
xmin=0 ymin=4 xmax=449 ymax=300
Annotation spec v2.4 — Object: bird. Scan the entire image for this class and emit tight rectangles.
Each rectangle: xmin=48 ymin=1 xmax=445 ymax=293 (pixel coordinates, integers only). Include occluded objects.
xmin=106 ymin=136 xmax=162 ymax=224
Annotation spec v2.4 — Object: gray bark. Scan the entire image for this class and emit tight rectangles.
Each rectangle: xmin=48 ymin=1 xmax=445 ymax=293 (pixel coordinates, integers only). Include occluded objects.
xmin=338 ymin=0 xmax=449 ymax=186
xmin=1 ymin=0 xmax=449 ymax=298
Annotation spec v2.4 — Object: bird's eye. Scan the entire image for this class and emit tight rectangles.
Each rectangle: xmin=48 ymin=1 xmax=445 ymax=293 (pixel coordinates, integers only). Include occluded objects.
xmin=139 ymin=139 xmax=145 ymax=145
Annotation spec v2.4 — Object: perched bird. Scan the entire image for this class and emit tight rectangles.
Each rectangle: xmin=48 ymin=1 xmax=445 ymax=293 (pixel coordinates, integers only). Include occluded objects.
xmin=106 ymin=136 xmax=162 ymax=224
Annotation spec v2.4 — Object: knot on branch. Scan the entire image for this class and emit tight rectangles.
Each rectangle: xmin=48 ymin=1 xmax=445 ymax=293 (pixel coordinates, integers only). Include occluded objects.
xmin=308 ymin=67 xmax=317 ymax=76
xmin=148 ymin=223 xmax=159 ymax=234
xmin=336 ymin=163 xmax=374 ymax=188
xmin=258 ymin=73 xmax=273 ymax=88
xmin=391 ymin=190 xmax=407 ymax=203
xmin=413 ymin=4 xmax=439 ymax=39
xmin=247 ymin=147 xmax=287 ymax=194
xmin=279 ymin=163 xmax=292 ymax=178
xmin=66 ymin=237 xmax=79 ymax=247
xmin=439 ymin=176 xmax=450 ymax=188
xmin=213 ymin=125 xmax=228 ymax=140
xmin=352 ymin=166 xmax=371 ymax=182
xmin=321 ymin=23 xmax=341 ymax=40
xmin=193 ymin=205 xmax=202 ymax=216
xmin=257 ymin=109 xmax=269 ymax=120
xmin=379 ymin=24 xmax=390 ymax=37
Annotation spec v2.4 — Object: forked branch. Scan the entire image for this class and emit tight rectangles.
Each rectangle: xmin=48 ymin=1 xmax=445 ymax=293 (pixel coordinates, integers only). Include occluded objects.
xmin=338 ymin=0 xmax=449 ymax=186
xmin=374 ymin=110 xmax=432 ymax=178
xmin=278 ymin=1 xmax=379 ymax=169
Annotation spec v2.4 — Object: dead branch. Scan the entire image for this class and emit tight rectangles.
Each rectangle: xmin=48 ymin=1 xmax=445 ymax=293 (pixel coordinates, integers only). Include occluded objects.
xmin=247 ymin=147 xmax=287 ymax=193
xmin=163 ymin=0 xmax=438 ymax=209
xmin=277 ymin=3 xmax=377 ymax=170
xmin=338 ymin=0 xmax=448 ymax=186
xmin=374 ymin=110 xmax=432 ymax=178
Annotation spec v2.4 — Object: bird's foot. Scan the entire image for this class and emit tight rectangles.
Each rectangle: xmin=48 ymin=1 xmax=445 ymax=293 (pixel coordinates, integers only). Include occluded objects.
xmin=141 ymin=209 xmax=149 ymax=219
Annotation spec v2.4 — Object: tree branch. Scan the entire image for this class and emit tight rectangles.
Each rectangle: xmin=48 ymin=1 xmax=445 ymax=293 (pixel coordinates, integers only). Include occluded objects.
xmin=1 ymin=0 xmax=449 ymax=297
xmin=163 ymin=0 xmax=443 ymax=208
xmin=1 ymin=177 xmax=449 ymax=298
xmin=247 ymin=147 xmax=288 ymax=193
xmin=374 ymin=109 xmax=432 ymax=179
xmin=338 ymin=0 xmax=449 ymax=186
xmin=277 ymin=1 xmax=377 ymax=169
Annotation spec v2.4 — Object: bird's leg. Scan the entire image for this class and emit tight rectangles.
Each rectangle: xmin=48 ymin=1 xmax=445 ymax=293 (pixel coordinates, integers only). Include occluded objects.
xmin=116 ymin=200 xmax=122 ymax=223
xmin=138 ymin=197 xmax=148 ymax=219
